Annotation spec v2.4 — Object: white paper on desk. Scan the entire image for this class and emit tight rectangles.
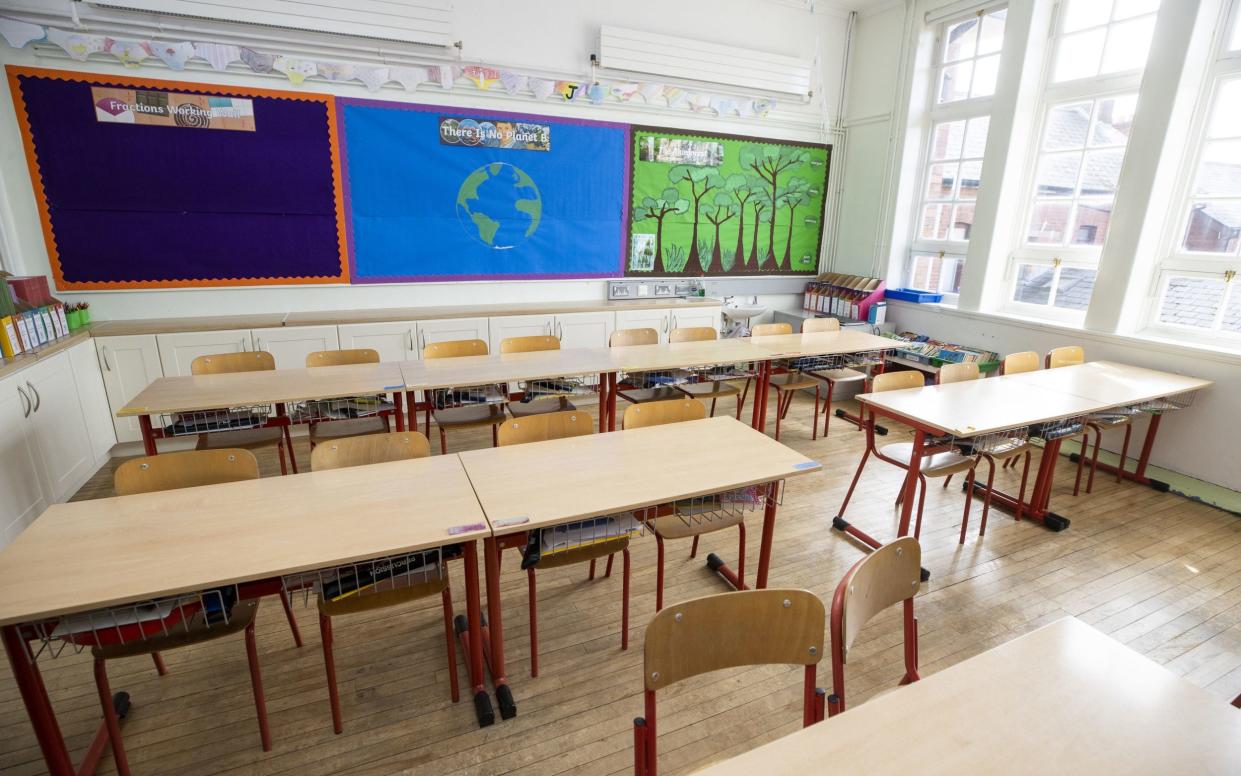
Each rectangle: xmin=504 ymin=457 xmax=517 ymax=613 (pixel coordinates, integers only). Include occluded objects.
xmin=51 ymin=597 xmax=190 ymax=638
xmin=541 ymin=515 xmax=640 ymax=554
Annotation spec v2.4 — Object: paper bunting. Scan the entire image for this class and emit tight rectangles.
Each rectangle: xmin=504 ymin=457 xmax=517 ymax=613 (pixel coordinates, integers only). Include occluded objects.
xmin=240 ymin=48 xmax=275 ymax=74
xmin=462 ymin=65 xmax=501 ymax=90
xmin=104 ymin=38 xmax=151 ymax=67
xmin=662 ymin=86 xmax=687 ymax=109
xmin=45 ymin=27 xmax=104 ymax=61
xmin=752 ymin=99 xmax=776 ymax=118
xmin=529 ymin=78 xmax=556 ymax=101
xmin=500 ymin=70 xmax=528 ymax=96
xmin=638 ymin=83 xmax=664 ymax=103
xmin=354 ymin=65 xmax=390 ymax=92
xmin=390 ymin=66 xmax=429 ymax=91
xmin=0 ymin=17 xmax=44 ymax=49
xmin=555 ymin=81 xmax=581 ymax=101
xmin=150 ymin=41 xmax=195 ymax=70
xmin=433 ymin=65 xmax=455 ymax=89
xmin=610 ymin=82 xmax=639 ymax=102
xmin=737 ymin=100 xmax=755 ymax=119
xmin=194 ymin=42 xmax=240 ymax=71
xmin=709 ymin=97 xmax=738 ymax=116
xmin=273 ymin=56 xmax=317 ymax=85
xmin=317 ymin=62 xmax=355 ymax=82
xmin=586 ymin=82 xmax=607 ymax=105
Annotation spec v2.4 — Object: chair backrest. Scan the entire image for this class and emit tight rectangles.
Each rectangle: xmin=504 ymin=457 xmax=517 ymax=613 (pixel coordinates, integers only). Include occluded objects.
xmin=643 ymin=589 xmax=824 ymax=691
xmin=873 ymin=370 xmax=924 ymax=392
xmin=751 ymin=322 xmax=793 ymax=336
xmin=500 ymin=335 xmax=560 ymax=354
xmin=832 ymin=536 xmax=921 ymax=660
xmin=610 ymin=328 xmax=659 ymax=347
xmin=1046 ymin=345 xmax=1084 ymax=369
xmin=937 ymin=362 xmax=980 ymax=384
xmin=623 ymin=398 xmax=708 ymax=429
xmin=802 ymin=317 xmax=841 ymax=333
xmin=1002 ymin=351 xmax=1039 ymax=375
xmin=114 ymin=449 xmax=259 ymax=495
xmin=191 ymin=351 xmax=275 ymax=375
xmin=424 ymin=338 xmax=488 ymax=360
xmin=498 ymin=410 xmax=594 ymax=446
xmin=669 ymin=327 xmax=717 ymax=343
xmin=306 ymin=348 xmax=380 ymax=368
xmin=310 ymin=432 xmax=430 ymax=471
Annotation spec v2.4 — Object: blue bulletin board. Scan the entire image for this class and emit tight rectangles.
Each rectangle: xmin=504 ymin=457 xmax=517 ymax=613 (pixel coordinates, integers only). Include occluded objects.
xmin=339 ymin=99 xmax=629 ymax=282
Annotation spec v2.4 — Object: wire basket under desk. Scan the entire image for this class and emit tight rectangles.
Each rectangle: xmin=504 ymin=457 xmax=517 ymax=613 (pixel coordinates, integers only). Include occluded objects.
xmin=780 ymin=348 xmax=890 ymax=374
xmin=160 ymin=406 xmax=273 ymax=437
xmin=282 ymin=548 xmax=446 ymax=609
xmin=291 ymin=395 xmax=394 ymax=424
xmin=1136 ymin=390 xmax=1197 ymax=415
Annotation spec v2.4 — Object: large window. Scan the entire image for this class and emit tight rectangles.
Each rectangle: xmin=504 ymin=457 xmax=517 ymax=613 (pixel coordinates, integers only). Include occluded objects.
xmin=937 ymin=8 xmax=1008 ymax=103
xmin=1052 ymin=0 xmax=1161 ymax=83
xmin=919 ymin=117 xmax=990 ymax=242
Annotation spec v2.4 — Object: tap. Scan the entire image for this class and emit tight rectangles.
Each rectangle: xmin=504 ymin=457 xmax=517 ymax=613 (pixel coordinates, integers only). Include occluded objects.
xmin=723 ymin=295 xmax=735 ymax=306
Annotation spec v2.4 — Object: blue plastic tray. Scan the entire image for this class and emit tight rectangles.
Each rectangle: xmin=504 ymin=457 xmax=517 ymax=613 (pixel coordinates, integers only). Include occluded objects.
xmin=885 ymin=288 xmax=944 ymax=303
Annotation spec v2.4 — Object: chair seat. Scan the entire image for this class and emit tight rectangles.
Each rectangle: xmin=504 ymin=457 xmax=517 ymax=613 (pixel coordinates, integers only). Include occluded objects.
xmin=768 ymin=372 xmax=819 ymax=391
xmin=93 ymin=599 xmax=258 ymax=660
xmin=676 ymin=379 xmax=743 ymax=399
xmin=980 ymin=439 xmax=1032 ymax=460
xmin=809 ymin=367 xmax=867 ymax=383
xmin=318 ymin=574 xmax=448 ymax=617
xmin=650 ymin=509 xmax=744 ymax=540
xmin=433 ymin=404 xmax=506 ymax=428
xmin=616 ymin=386 xmax=685 ymax=404
xmin=533 ymin=536 xmax=630 ymax=570
xmin=196 ymin=426 xmax=284 ymax=451
xmin=309 ymin=416 xmax=388 ymax=443
xmin=881 ymin=442 xmax=977 ymax=477
xmin=508 ymin=396 xmax=576 ymax=418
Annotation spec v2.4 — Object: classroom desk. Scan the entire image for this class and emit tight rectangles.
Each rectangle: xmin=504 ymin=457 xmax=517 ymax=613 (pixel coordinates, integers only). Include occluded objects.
xmin=694 ymin=617 xmax=1241 ymax=775
xmin=847 ymin=362 xmax=1211 ymax=553
xmin=118 ymin=362 xmax=407 ymax=457
xmin=0 ymin=456 xmax=494 ymax=775
xmin=458 ymin=416 xmax=821 ymax=720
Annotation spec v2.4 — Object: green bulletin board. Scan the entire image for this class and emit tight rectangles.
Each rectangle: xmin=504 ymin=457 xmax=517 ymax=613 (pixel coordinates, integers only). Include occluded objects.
xmin=627 ymin=127 xmax=830 ymax=276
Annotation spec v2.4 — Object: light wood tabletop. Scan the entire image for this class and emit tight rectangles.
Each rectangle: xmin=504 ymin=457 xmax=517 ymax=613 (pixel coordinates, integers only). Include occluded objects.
xmin=399 ymin=348 xmax=616 ymax=391
xmin=695 ymin=617 xmax=1241 ymax=775
xmin=118 ymin=362 xmax=406 ymax=416
xmin=607 ymin=338 xmax=765 ymax=372
xmin=0 ymin=456 xmax=489 ymax=627
xmin=459 ymin=416 xmax=821 ymax=535
xmin=748 ymin=330 xmax=895 ymax=358
xmin=1003 ymin=361 xmax=1212 ymax=406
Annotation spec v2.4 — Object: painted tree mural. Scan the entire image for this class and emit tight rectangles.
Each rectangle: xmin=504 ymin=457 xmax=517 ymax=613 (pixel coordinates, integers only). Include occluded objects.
xmin=628 ymin=129 xmax=829 ymax=276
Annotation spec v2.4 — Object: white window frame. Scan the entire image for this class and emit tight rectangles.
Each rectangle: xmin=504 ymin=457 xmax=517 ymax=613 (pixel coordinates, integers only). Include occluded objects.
xmin=1048 ymin=0 xmax=1162 ymax=86
xmin=1140 ymin=0 xmax=1241 ymax=346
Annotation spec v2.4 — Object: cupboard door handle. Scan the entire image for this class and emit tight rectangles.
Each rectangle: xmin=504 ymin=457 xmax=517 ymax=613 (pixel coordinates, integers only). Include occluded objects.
xmin=556 ymin=321 xmax=563 ymax=341
xmin=255 ymin=337 xmax=262 ymax=351
xmin=406 ymin=330 xmax=415 ymax=353
xmin=100 ymin=345 xmax=112 ymax=372
xmin=26 ymin=381 xmax=40 ymax=413
xmin=240 ymin=338 xmax=248 ymax=351
xmin=17 ymin=386 xmax=30 ymax=418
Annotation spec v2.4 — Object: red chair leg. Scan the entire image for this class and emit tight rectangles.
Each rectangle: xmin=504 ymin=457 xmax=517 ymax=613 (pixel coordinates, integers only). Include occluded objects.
xmin=1087 ymin=424 xmax=1103 ymax=494
xmin=836 ymin=447 xmax=871 ymax=519
xmin=279 ymin=589 xmax=303 ymax=648
xmin=736 ymin=521 xmax=746 ymax=590
xmin=1016 ymin=450 xmax=1031 ymax=522
xmin=1231 ymin=692 xmax=1241 ymax=709
xmin=634 ymin=717 xmax=648 ymax=776
xmin=709 ymin=397 xmax=717 ymax=417
xmin=959 ymin=468 xmax=976 ymax=545
xmin=1073 ymin=430 xmax=1089 ymax=496
xmin=589 ymin=559 xmax=597 ymax=580
xmin=151 ymin=651 xmax=167 ymax=676
xmin=245 ymin=619 xmax=272 ymax=752
xmin=621 ymin=548 xmax=631 ymax=651
xmin=319 ymin=613 xmax=343 ymax=734
xmin=441 ymin=586 xmax=460 ymax=703
xmin=979 ymin=455 xmax=997 ymax=538
xmin=822 ymin=380 xmax=835 ymax=438
xmin=527 ymin=568 xmax=539 ymax=678
xmin=811 ymin=385 xmax=820 ymax=441
xmin=492 ymin=424 xmax=499 ymax=447
xmin=1116 ymin=423 xmax=1133 ymax=484
xmin=277 ymin=440 xmax=288 ymax=476
xmin=605 ymin=554 xmax=615 ymax=578
xmin=773 ymin=389 xmax=784 ymax=441
xmin=284 ymin=425 xmax=298 ymax=473
xmin=913 ymin=475 xmax=927 ymax=540
xmin=94 ymin=658 xmax=132 ymax=776
xmin=689 ymin=535 xmax=700 ymax=558
xmin=655 ymin=533 xmax=666 ymax=612
xmin=439 ymin=427 xmax=447 ymax=455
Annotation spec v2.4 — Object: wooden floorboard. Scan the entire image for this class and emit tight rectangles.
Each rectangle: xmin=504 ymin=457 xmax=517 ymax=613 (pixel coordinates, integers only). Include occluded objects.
xmin=3 ymin=394 xmax=1239 ymax=775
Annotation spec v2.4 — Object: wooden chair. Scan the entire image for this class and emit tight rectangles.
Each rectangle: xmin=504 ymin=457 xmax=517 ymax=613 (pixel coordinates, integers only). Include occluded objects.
xmin=1001 ymin=350 xmax=1039 ymax=375
xmin=837 ymin=370 xmax=986 ymax=544
xmin=801 ymin=317 xmax=868 ymax=437
xmin=190 ymin=351 xmax=296 ymax=474
xmin=752 ymin=322 xmax=822 ymax=441
xmin=632 ymin=589 xmax=826 ymax=775
xmin=309 ymin=431 xmax=459 ymax=732
xmin=936 ymin=362 xmax=979 ymax=384
xmin=501 ymin=335 xmax=577 ymax=418
xmin=1046 ymin=346 xmax=1134 ymax=496
xmin=498 ymin=411 xmax=630 ymax=677
xmin=827 ymin=536 xmax=921 ymax=716
xmin=304 ymin=349 xmax=391 ymax=448
xmin=423 ymin=339 xmax=506 ymax=454
xmin=623 ymin=399 xmax=748 ymax=611
xmin=669 ymin=327 xmax=752 ymax=419
xmin=611 ymin=328 xmax=683 ymax=404
xmin=100 ymin=450 xmax=281 ymax=773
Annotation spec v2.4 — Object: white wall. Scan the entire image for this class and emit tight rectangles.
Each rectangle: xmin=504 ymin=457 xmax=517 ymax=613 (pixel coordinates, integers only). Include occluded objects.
xmin=0 ymin=0 xmax=852 ymax=320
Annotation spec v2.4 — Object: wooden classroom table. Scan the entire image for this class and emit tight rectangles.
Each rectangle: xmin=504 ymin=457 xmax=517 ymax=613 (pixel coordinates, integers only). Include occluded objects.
xmin=695 ymin=617 xmax=1241 ymax=775
xmin=846 ymin=362 xmax=1211 ymax=554
xmin=0 ymin=456 xmax=494 ymax=775
xmin=118 ymin=361 xmax=408 ymax=458
xmin=458 ymin=416 xmax=821 ymax=720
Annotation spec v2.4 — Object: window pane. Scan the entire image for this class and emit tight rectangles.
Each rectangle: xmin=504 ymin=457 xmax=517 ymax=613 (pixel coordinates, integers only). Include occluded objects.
xmin=978 ymin=10 xmax=1006 ymax=55
xmin=963 ymin=117 xmax=990 ymax=158
xmin=1081 ymin=150 xmax=1124 ymax=196
xmin=926 ymin=163 xmax=958 ymax=200
xmin=920 ymin=204 xmax=951 ymax=239
xmin=1044 ymin=103 xmax=1092 ymax=151
xmin=958 ymin=161 xmax=982 ymax=200
xmin=1027 ymin=201 xmax=1073 ymax=244
xmin=931 ymin=121 xmax=966 ymax=160
xmin=1112 ymin=0 xmax=1160 ymax=21
xmin=1063 ymin=0 xmax=1113 ymax=32
xmin=950 ymin=204 xmax=976 ymax=240
xmin=1014 ymin=264 xmax=1054 ymax=305
xmin=939 ymin=61 xmax=973 ymax=103
xmin=1223 ymin=285 xmax=1241 ymax=332
xmin=1182 ymin=202 xmax=1241 ymax=253
xmin=971 ymin=55 xmax=1000 ymax=98
xmin=1072 ymin=200 xmax=1114 ymax=245
xmin=1158 ymin=276 xmax=1225 ymax=328
xmin=1207 ymin=80 xmax=1241 ymax=139
xmin=1055 ymin=29 xmax=1106 ymax=82
xmin=1101 ymin=15 xmax=1156 ymax=75
xmin=1053 ymin=267 xmax=1097 ymax=310
xmin=1192 ymin=140 xmax=1241 ymax=198
xmin=1035 ymin=153 xmax=1083 ymax=196
xmin=944 ymin=17 xmax=979 ymax=62
xmin=909 ymin=254 xmax=964 ymax=294
xmin=1091 ymin=95 xmax=1138 ymax=146
xmin=1232 ymin=9 xmax=1241 ymax=51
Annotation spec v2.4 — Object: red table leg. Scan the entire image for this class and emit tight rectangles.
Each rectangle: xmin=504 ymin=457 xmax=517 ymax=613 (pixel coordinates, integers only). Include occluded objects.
xmin=138 ymin=415 xmax=157 ymax=457
xmin=482 ymin=536 xmax=516 ymax=719
xmin=598 ymin=372 xmax=609 ymax=434
xmin=975 ymin=436 xmax=1071 ymax=531
xmin=707 ymin=480 xmax=779 ymax=590
xmin=455 ymin=541 xmax=494 ymax=727
xmin=607 ymin=373 xmax=618 ymax=432
xmin=392 ymin=390 xmax=405 ymax=432
xmin=1074 ymin=413 xmax=1163 ymax=488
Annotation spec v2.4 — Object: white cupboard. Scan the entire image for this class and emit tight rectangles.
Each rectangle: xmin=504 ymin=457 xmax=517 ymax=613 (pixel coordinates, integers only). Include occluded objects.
xmin=668 ymin=306 xmax=722 ymax=334
xmin=96 ymin=334 xmax=165 ymax=444
xmin=554 ymin=311 xmax=615 ymax=349
xmin=416 ymin=317 xmax=490 ymax=354
xmin=156 ymin=329 xmax=252 ymax=376
xmin=24 ymin=352 xmax=96 ymax=503
xmin=338 ymin=321 xmax=418 ymax=363
xmin=67 ymin=340 xmax=117 ymax=466
xmin=252 ymin=325 xmax=339 ymax=369
xmin=0 ymin=372 xmax=48 ymax=546
xmin=615 ymin=309 xmax=671 ymax=343
xmin=488 ymin=314 xmax=555 ymax=353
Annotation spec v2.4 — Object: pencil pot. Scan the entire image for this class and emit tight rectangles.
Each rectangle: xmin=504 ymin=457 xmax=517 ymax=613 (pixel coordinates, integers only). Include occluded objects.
xmin=67 ymin=310 xmax=82 ymax=330
xmin=79 ymin=308 xmax=91 ymax=325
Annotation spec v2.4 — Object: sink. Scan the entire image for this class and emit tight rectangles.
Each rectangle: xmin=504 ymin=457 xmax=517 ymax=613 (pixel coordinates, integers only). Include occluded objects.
xmin=722 ymin=305 xmax=768 ymax=322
